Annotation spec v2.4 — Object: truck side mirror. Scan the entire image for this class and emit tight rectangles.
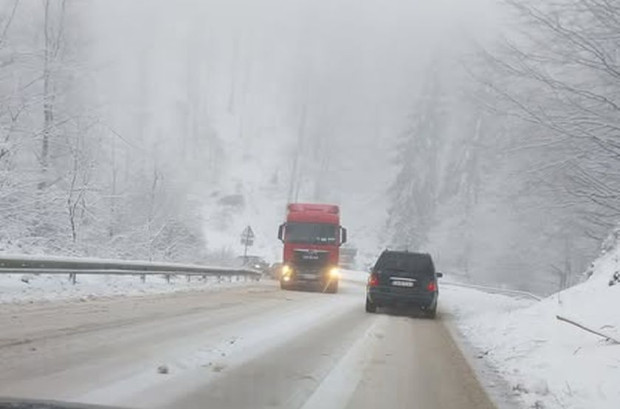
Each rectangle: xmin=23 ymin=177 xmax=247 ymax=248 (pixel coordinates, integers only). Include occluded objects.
xmin=278 ymin=224 xmax=285 ymax=241
xmin=341 ymin=227 xmax=348 ymax=245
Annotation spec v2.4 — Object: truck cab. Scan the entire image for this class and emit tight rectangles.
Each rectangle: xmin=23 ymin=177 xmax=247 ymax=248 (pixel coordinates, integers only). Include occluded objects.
xmin=277 ymin=203 xmax=347 ymax=293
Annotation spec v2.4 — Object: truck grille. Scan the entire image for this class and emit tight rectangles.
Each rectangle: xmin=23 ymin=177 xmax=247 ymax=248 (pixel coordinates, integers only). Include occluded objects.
xmin=293 ymin=249 xmax=330 ymax=272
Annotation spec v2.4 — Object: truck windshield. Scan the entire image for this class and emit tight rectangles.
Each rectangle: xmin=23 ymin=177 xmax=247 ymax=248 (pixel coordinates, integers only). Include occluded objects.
xmin=285 ymin=222 xmax=338 ymax=244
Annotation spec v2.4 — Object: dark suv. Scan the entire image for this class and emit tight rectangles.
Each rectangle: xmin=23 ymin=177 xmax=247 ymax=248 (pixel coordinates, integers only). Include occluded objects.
xmin=365 ymin=250 xmax=442 ymax=318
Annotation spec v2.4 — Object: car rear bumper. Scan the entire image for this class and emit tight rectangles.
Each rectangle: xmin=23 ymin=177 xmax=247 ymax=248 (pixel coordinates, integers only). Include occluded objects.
xmin=367 ymin=288 xmax=437 ymax=308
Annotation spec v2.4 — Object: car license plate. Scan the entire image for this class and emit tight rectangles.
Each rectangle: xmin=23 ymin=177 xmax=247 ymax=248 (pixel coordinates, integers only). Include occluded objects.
xmin=392 ymin=280 xmax=414 ymax=287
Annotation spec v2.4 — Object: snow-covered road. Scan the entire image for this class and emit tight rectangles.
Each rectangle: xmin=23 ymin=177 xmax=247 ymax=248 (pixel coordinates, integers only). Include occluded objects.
xmin=0 ymin=278 xmax=494 ymax=409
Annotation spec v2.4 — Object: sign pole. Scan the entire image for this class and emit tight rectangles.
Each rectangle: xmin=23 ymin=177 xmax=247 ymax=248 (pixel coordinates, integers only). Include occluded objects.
xmin=240 ymin=226 xmax=255 ymax=265
xmin=243 ymin=231 xmax=249 ymax=263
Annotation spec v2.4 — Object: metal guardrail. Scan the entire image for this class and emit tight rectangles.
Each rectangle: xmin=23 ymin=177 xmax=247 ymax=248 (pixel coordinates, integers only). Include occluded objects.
xmin=0 ymin=255 xmax=262 ymax=284
xmin=442 ymin=280 xmax=543 ymax=301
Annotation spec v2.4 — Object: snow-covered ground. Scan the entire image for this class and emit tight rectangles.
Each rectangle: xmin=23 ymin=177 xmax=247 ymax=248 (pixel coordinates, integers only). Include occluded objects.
xmin=0 ymin=278 xmax=493 ymax=409
xmin=444 ymin=246 xmax=620 ymax=409
xmin=0 ymin=268 xmax=366 ymax=305
xmin=2 ymin=256 xmax=619 ymax=409
xmin=0 ymin=273 xmax=254 ymax=304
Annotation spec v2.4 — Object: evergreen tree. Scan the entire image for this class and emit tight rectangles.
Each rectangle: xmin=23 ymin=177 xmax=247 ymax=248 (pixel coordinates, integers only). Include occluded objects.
xmin=387 ymin=67 xmax=446 ymax=250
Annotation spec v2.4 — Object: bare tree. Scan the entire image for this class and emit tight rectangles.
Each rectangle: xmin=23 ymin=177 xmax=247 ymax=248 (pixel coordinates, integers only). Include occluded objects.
xmin=39 ymin=0 xmax=66 ymax=189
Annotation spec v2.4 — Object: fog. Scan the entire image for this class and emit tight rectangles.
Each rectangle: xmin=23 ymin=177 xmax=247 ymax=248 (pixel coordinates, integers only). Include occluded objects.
xmin=3 ymin=0 xmax=618 ymax=293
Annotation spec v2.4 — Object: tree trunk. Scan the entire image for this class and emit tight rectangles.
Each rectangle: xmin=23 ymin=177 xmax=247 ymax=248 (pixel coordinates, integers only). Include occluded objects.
xmin=109 ymin=138 xmax=117 ymax=238
xmin=39 ymin=0 xmax=53 ymax=189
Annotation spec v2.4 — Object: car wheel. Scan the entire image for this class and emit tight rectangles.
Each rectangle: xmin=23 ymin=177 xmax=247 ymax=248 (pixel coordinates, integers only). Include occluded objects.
xmin=426 ymin=306 xmax=437 ymax=319
xmin=280 ymin=280 xmax=290 ymax=290
xmin=365 ymin=298 xmax=377 ymax=313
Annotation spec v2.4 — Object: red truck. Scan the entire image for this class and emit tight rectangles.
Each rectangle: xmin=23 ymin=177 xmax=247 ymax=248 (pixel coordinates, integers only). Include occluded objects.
xmin=277 ymin=203 xmax=347 ymax=293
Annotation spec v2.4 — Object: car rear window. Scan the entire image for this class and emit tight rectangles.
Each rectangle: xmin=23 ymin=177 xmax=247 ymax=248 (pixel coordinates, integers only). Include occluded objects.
xmin=374 ymin=252 xmax=435 ymax=277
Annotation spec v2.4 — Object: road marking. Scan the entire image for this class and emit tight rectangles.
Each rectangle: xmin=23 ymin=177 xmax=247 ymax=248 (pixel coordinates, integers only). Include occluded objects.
xmin=300 ymin=315 xmax=385 ymax=409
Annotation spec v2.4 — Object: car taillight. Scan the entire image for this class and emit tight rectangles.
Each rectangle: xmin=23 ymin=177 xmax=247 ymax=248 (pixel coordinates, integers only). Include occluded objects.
xmin=368 ymin=273 xmax=379 ymax=287
xmin=427 ymin=280 xmax=437 ymax=292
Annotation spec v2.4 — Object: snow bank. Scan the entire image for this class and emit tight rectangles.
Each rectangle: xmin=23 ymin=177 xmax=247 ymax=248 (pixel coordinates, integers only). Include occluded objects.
xmin=340 ymin=269 xmax=368 ymax=285
xmin=444 ymin=247 xmax=620 ymax=409
xmin=0 ymin=273 xmax=253 ymax=304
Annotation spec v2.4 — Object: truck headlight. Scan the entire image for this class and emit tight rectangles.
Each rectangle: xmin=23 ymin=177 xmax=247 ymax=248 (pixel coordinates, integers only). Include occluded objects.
xmin=329 ymin=267 xmax=340 ymax=278
xmin=281 ymin=264 xmax=292 ymax=276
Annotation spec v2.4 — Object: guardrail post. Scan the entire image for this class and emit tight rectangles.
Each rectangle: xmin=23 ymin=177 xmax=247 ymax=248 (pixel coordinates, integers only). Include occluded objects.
xmin=165 ymin=274 xmax=171 ymax=284
xmin=186 ymin=274 xmax=190 ymax=282
xmin=141 ymin=274 xmax=146 ymax=283
xmin=69 ymin=273 xmax=77 ymax=285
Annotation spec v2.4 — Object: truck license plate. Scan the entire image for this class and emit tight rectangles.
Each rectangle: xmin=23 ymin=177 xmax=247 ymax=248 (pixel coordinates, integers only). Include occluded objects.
xmin=392 ymin=280 xmax=414 ymax=287
xmin=300 ymin=273 xmax=318 ymax=279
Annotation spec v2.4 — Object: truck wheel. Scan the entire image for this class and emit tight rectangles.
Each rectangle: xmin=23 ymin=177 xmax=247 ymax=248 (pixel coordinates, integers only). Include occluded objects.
xmin=280 ymin=280 xmax=290 ymax=290
xmin=328 ymin=281 xmax=339 ymax=294
xmin=322 ymin=281 xmax=338 ymax=294
xmin=365 ymin=298 xmax=377 ymax=313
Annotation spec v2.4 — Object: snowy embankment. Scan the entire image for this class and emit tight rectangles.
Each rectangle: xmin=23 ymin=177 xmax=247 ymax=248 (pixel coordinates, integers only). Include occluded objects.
xmin=0 ymin=273 xmax=253 ymax=304
xmin=340 ymin=269 xmax=369 ymax=285
xmin=0 ymin=268 xmax=361 ymax=305
xmin=444 ymin=249 xmax=620 ymax=409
